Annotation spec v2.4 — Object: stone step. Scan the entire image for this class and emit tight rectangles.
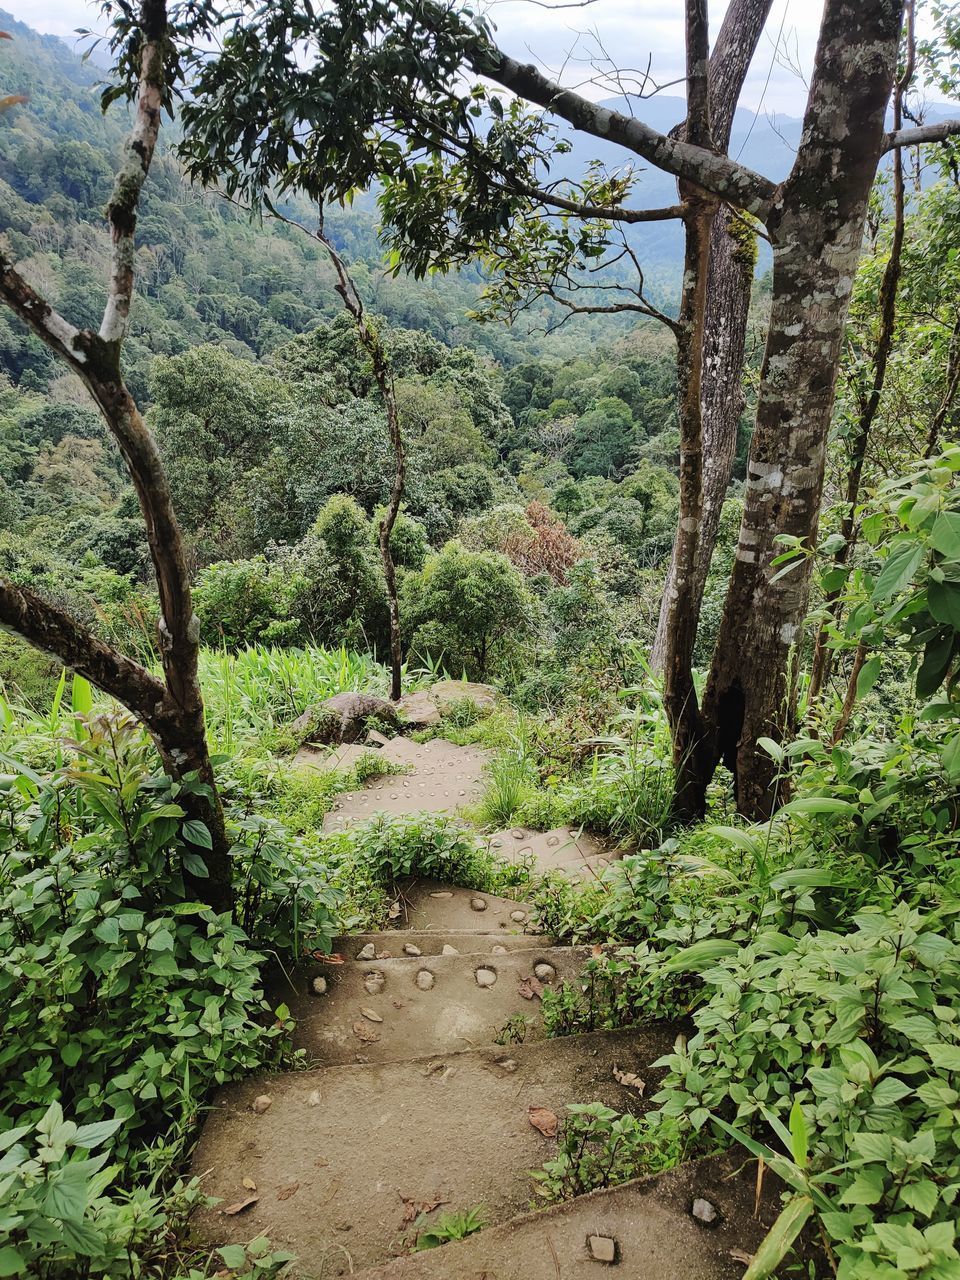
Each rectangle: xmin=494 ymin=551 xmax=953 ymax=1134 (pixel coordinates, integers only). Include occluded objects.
xmin=322 ymin=744 xmax=491 ymax=828
xmin=485 ymin=825 xmax=620 ymax=882
xmin=285 ymin=945 xmax=592 ymax=1065
xmin=390 ymin=880 xmax=539 ymax=933
xmin=329 ymin=931 xmax=552 ymax=961
xmin=191 ymin=1027 xmax=674 ymax=1276
xmin=354 ymin=1151 xmax=781 ymax=1280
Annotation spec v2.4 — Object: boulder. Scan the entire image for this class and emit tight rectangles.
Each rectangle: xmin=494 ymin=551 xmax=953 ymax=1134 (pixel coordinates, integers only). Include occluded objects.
xmin=290 ymin=692 xmax=400 ymax=746
xmin=395 ymin=690 xmax=442 ymax=729
xmin=395 ymin=680 xmax=499 ymax=730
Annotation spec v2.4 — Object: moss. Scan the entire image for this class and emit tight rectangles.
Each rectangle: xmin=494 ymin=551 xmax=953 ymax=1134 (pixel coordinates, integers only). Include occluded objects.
xmin=727 ymin=209 xmax=759 ymax=272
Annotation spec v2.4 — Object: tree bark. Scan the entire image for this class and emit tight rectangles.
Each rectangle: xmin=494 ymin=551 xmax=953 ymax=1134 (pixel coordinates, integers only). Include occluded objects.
xmin=0 ymin=2 xmax=232 ymax=911
xmin=689 ymin=0 xmax=907 ymax=821
xmin=652 ymin=0 xmax=773 ymax=671
xmin=322 ymin=233 xmax=406 ymax=701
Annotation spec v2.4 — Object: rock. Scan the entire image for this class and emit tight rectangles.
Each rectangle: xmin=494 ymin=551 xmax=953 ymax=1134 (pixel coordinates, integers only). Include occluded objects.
xmin=534 ymin=962 xmax=556 ymax=983
xmin=416 ymin=970 xmax=435 ymax=991
xmin=430 ymin=892 xmax=453 ymax=900
xmin=363 ymin=971 xmax=385 ymax=995
xmin=357 ymin=942 xmax=376 ymax=961
xmin=470 ymin=897 xmax=488 ymax=912
xmin=441 ymin=944 xmax=460 ymax=956
xmin=366 ymin=729 xmax=391 ymax=747
xmin=290 ymin=692 xmax=400 ymax=747
xmin=475 ymin=967 xmax=497 ymax=988
xmin=511 ymin=829 xmax=526 ymax=841
xmin=252 ymin=1095 xmax=272 ymax=1115
xmin=588 ymin=1235 xmax=617 ymax=1263
xmin=491 ymin=945 xmax=507 ymax=954
xmin=311 ymin=975 xmax=328 ymax=996
xmin=396 ymin=690 xmax=442 ymax=729
xmin=403 ymin=943 xmax=422 ymax=956
xmin=692 ymin=1197 xmax=718 ymax=1225
xmin=307 ymin=1090 xmax=321 ymax=1107
xmin=510 ymin=910 xmax=528 ymax=923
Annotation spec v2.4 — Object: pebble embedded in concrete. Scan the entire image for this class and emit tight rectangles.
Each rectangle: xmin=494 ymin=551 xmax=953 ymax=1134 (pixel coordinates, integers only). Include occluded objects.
xmin=357 ymin=942 xmax=376 ymax=961
xmin=475 ymin=967 xmax=497 ymax=988
xmin=511 ymin=829 xmax=526 ymax=840
xmin=470 ymin=897 xmax=487 ymax=912
xmin=546 ymin=835 xmax=561 ymax=847
xmin=588 ymin=1234 xmax=617 ymax=1263
xmin=403 ymin=943 xmax=422 ymax=956
xmin=416 ymin=970 xmax=435 ymax=990
xmin=692 ymin=1197 xmax=718 ymax=1225
xmin=510 ymin=910 xmax=527 ymax=923
xmin=534 ymin=962 xmax=556 ymax=982
xmin=491 ymin=945 xmax=507 ymax=954
xmin=363 ymin=971 xmax=385 ymax=995
xmin=441 ymin=944 xmax=460 ymax=956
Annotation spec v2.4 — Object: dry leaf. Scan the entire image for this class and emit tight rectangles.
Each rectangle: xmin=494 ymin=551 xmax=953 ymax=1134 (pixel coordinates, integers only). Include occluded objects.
xmin=528 ymin=1105 xmax=559 ymax=1138
xmin=361 ymin=1007 xmax=384 ymax=1023
xmin=377 ymin=950 xmax=392 ymax=959
xmin=399 ymin=1193 xmax=447 ymax=1227
xmin=242 ymin=1176 xmax=257 ymax=1191
xmin=613 ymin=1067 xmax=645 ymax=1095
xmin=729 ymin=1248 xmax=754 ymax=1266
xmin=388 ymin=901 xmax=401 ymax=918
xmin=277 ymin=1182 xmax=299 ymax=1201
xmin=353 ymin=1020 xmax=381 ymax=1043
xmin=313 ymin=951 xmax=345 ymax=964
xmin=222 ymin=1194 xmax=259 ymax=1215
xmin=518 ymin=975 xmax=545 ymax=1001
xmin=252 ymin=1094 xmax=272 ymax=1114
xmin=591 ymin=943 xmax=604 ymax=956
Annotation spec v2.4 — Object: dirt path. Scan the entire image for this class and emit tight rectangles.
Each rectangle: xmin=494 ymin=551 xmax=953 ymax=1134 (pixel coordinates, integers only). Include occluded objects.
xmin=192 ymin=732 xmax=770 ymax=1277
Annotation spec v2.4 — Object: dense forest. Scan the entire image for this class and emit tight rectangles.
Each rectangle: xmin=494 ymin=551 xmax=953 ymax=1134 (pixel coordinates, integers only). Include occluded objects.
xmin=3 ymin=1 xmax=960 ymax=1278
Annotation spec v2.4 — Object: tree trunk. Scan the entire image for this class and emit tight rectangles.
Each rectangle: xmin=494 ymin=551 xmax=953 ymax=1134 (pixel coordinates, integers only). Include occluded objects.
xmin=322 ymin=232 xmax=406 ymax=700
xmin=652 ymin=0 xmax=772 ymax=672
xmin=0 ymin=1 xmax=233 ymax=913
xmin=687 ymin=0 xmax=907 ymax=821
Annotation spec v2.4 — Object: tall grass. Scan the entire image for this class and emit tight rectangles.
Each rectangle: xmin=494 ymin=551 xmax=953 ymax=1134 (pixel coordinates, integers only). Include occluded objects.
xmin=199 ymin=643 xmax=391 ymax=753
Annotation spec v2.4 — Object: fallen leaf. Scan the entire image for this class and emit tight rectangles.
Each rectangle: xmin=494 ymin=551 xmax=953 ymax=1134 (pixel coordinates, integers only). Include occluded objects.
xmin=518 ymin=976 xmax=545 ymax=1001
xmin=613 ymin=1067 xmax=645 ymax=1095
xmin=353 ymin=1020 xmax=381 ymax=1043
xmin=591 ymin=943 xmax=604 ymax=956
xmin=252 ymin=1094 xmax=272 ymax=1114
xmin=729 ymin=1248 xmax=754 ymax=1266
xmin=388 ymin=901 xmax=401 ymax=918
xmin=222 ymin=1194 xmax=259 ymax=1215
xmin=528 ymin=1105 xmax=559 ymax=1138
xmin=361 ymin=1007 xmax=384 ymax=1023
xmin=377 ymin=950 xmax=392 ymax=959
xmin=314 ymin=951 xmax=345 ymax=964
xmin=242 ymin=1176 xmax=257 ymax=1191
xmin=399 ymin=1192 xmax=447 ymax=1227
xmin=277 ymin=1182 xmax=299 ymax=1201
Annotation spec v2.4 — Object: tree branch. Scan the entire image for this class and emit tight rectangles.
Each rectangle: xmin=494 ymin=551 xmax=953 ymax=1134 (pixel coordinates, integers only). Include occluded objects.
xmin=0 ymin=579 xmax=169 ymax=723
xmin=100 ymin=0 xmax=166 ymax=345
xmin=465 ymin=42 xmax=777 ymax=216
xmin=882 ymin=119 xmax=960 ymax=152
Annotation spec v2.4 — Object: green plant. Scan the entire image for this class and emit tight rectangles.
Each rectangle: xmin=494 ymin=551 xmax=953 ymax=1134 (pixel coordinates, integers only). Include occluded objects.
xmin=493 ymin=1013 xmax=530 ymax=1045
xmin=532 ymin=1104 xmax=683 ymax=1203
xmin=410 ymin=1206 xmax=486 ymax=1251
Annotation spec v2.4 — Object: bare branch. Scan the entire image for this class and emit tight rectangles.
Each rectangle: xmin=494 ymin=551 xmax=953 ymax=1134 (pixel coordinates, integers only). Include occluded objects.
xmin=882 ymin=119 xmax=960 ymax=152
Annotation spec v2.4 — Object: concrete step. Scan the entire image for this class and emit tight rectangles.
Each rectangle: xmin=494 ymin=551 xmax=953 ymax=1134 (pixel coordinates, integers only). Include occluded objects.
xmin=191 ymin=1027 xmax=674 ymax=1276
xmin=329 ymin=931 xmax=552 ymax=961
xmin=390 ymin=880 xmax=539 ymax=933
xmin=285 ymin=945 xmax=593 ymax=1065
xmin=485 ymin=825 xmax=620 ymax=882
xmin=354 ymin=1151 xmax=781 ymax=1280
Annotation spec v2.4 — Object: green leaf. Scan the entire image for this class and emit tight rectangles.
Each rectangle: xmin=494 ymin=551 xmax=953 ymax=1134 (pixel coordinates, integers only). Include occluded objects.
xmin=839 ymin=1168 xmax=886 ymax=1206
xmin=663 ymin=939 xmax=738 ymax=973
xmin=928 ymin=1042 xmax=960 ymax=1071
xmin=788 ymin=1098 xmax=808 ymax=1168
xmin=61 ymin=1042 xmax=82 ymax=1068
xmin=917 ymin=629 xmax=956 ymax=698
xmin=218 ymin=1245 xmax=248 ymax=1269
xmin=931 ymin=511 xmax=960 ymax=559
xmin=71 ymin=1118 xmax=121 ymax=1149
xmin=855 ymin=654 xmax=881 ymax=699
xmin=777 ymin=797 xmax=857 ymax=818
xmin=93 ymin=918 xmax=119 ymax=945
xmin=871 ymin=543 xmax=923 ymax=602
xmin=743 ymin=1196 xmax=815 ymax=1280
xmin=928 ymin=580 xmax=960 ymax=630
xmin=899 ymin=1179 xmax=939 ymax=1217
xmin=182 ymin=819 xmax=213 ymax=850
xmin=0 ymin=1246 xmax=25 ymax=1277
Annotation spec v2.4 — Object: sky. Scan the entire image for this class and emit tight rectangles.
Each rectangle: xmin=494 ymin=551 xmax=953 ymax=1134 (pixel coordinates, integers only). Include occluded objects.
xmin=6 ymin=0 xmax=828 ymax=116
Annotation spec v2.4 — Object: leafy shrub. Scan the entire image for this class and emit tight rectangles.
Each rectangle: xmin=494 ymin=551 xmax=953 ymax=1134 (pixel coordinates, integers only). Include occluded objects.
xmin=652 ymin=904 xmax=960 ymax=1278
xmin=532 ymin=1104 xmax=682 ymax=1202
